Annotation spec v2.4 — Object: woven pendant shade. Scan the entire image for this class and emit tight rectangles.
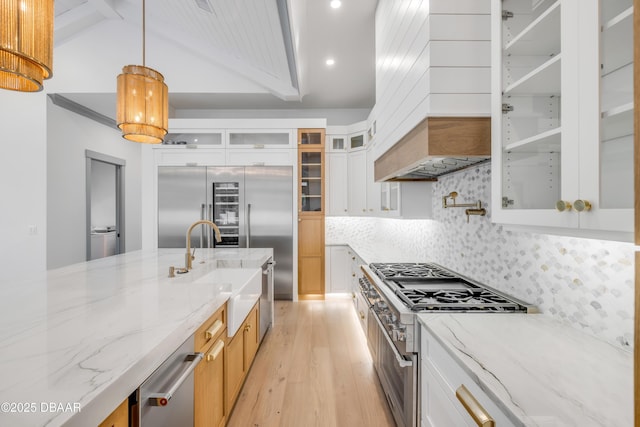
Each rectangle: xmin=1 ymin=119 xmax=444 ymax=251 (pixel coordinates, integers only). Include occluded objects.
xmin=116 ymin=65 xmax=168 ymax=144
xmin=0 ymin=0 xmax=54 ymax=92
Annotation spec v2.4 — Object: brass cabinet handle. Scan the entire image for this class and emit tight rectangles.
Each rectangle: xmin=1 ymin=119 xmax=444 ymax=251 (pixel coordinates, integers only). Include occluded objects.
xmin=359 ymin=311 xmax=365 ymax=320
xmin=352 ymin=256 xmax=356 ymax=260
xmin=456 ymin=385 xmax=495 ymax=427
xmin=244 ymin=324 xmax=251 ymax=332
xmin=352 ymin=292 xmax=356 ymax=299
xmin=573 ymin=199 xmax=592 ymax=212
xmin=352 ymin=273 xmax=356 ymax=277
xmin=555 ymin=200 xmax=572 ymax=212
xmin=207 ymin=340 xmax=225 ymax=362
xmin=205 ymin=319 xmax=223 ymax=341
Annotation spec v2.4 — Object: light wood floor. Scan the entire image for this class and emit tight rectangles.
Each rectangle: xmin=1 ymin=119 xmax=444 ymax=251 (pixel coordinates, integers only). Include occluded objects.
xmin=226 ymin=297 xmax=396 ymax=427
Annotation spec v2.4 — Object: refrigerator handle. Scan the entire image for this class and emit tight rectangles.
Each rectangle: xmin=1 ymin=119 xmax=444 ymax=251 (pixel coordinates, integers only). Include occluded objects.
xmin=209 ymin=204 xmax=214 ymax=248
xmin=246 ymin=203 xmax=251 ymax=248
xmin=200 ymin=204 xmax=205 ymax=249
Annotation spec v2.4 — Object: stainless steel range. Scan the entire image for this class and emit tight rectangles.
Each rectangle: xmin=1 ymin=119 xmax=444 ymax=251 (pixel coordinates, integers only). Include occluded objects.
xmin=359 ymin=262 xmax=534 ymax=427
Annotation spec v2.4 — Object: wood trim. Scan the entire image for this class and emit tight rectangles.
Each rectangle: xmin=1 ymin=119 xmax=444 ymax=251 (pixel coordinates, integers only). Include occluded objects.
xmin=635 ymin=0 xmax=640 ymax=246
xmin=374 ymin=117 xmax=491 ymax=181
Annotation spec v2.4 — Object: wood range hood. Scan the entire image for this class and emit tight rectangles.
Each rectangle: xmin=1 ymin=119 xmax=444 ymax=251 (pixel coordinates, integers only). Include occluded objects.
xmin=374 ymin=117 xmax=491 ymax=182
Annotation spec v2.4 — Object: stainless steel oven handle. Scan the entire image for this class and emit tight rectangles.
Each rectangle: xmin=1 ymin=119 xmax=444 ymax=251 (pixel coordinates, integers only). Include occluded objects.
xmin=147 ymin=352 xmax=204 ymax=406
xmin=246 ymin=203 xmax=252 ymax=248
xmin=372 ymin=312 xmax=412 ymax=368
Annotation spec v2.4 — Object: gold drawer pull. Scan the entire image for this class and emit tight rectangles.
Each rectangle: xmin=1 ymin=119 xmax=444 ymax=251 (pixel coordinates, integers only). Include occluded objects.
xmin=207 ymin=340 xmax=225 ymax=361
xmin=205 ymin=319 xmax=223 ymax=340
xmin=456 ymin=385 xmax=495 ymax=427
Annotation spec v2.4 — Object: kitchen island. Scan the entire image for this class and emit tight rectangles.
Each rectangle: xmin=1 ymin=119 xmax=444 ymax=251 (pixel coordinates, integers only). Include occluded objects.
xmin=0 ymin=248 xmax=272 ymax=427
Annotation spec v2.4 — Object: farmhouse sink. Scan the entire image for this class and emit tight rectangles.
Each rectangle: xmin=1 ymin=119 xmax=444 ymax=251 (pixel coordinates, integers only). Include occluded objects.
xmin=195 ymin=268 xmax=262 ymax=337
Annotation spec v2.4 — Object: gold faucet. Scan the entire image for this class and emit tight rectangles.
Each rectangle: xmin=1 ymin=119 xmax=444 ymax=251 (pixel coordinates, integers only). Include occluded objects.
xmin=442 ymin=191 xmax=486 ymax=222
xmin=185 ymin=220 xmax=222 ymax=271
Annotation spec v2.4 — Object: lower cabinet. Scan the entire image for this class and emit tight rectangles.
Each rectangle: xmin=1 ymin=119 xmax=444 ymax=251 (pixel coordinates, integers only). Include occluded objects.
xmin=225 ymin=302 xmax=260 ymax=414
xmin=420 ymin=325 xmax=513 ymax=427
xmin=195 ymin=304 xmax=227 ymax=427
xmin=98 ymin=398 xmax=128 ymax=427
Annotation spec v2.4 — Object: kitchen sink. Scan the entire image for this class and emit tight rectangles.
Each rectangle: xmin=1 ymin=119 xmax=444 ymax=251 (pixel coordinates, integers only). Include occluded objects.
xmin=194 ymin=268 xmax=262 ymax=336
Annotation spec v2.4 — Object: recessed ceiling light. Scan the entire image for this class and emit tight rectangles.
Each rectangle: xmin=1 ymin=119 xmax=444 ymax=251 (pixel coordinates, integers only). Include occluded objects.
xmin=330 ymin=0 xmax=341 ymax=9
xmin=326 ymin=58 xmax=335 ymax=66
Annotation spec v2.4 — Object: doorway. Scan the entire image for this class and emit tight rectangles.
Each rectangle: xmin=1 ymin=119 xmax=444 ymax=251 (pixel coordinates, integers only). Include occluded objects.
xmin=85 ymin=150 xmax=125 ymax=261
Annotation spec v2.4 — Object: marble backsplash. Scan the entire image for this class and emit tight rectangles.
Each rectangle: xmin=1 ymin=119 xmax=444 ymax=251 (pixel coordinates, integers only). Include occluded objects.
xmin=326 ymin=163 xmax=634 ymax=350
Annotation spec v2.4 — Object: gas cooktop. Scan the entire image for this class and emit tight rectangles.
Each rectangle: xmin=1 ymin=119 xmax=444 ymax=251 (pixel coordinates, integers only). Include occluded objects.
xmin=369 ymin=262 xmax=531 ymax=313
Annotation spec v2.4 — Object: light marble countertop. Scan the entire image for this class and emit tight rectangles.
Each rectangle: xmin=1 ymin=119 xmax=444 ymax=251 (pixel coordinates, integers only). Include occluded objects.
xmin=417 ymin=314 xmax=633 ymax=427
xmin=0 ymin=248 xmax=272 ymax=427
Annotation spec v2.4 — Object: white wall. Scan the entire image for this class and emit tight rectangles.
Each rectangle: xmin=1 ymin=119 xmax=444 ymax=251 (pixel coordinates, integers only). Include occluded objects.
xmin=0 ymin=92 xmax=48 ymax=281
xmin=46 ymin=98 xmax=142 ymax=269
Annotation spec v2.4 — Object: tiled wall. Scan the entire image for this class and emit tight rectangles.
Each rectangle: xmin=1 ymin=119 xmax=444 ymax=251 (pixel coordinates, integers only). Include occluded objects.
xmin=326 ymin=163 xmax=634 ymax=350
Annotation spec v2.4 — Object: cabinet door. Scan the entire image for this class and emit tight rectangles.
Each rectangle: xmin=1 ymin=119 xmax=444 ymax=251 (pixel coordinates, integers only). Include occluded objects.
xmin=328 ymin=246 xmax=350 ymax=293
xmin=98 ymin=399 xmax=128 ymax=427
xmin=299 ymin=149 xmax=325 ymax=214
xmin=298 ymin=128 xmax=326 ymax=147
xmin=243 ymin=305 xmax=259 ymax=371
xmin=195 ymin=337 xmax=226 ymax=427
xmin=577 ymin=0 xmax=634 ymax=233
xmin=348 ymin=150 xmax=368 ymax=215
xmin=492 ymin=0 xmax=579 ymax=229
xmin=298 ymin=217 xmax=325 ymax=297
xmin=327 ymin=153 xmax=348 ymax=215
xmin=226 ymin=330 xmax=245 ymax=411
xmin=366 ymin=148 xmax=380 ymax=215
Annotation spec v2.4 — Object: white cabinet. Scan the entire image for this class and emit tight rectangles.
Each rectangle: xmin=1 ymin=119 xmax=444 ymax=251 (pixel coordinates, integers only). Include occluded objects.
xmin=491 ymin=0 xmax=634 ymax=236
xmin=154 ymin=147 xmax=226 ymax=166
xmin=225 ymin=149 xmax=294 ymax=166
xmin=348 ymin=150 xmax=368 ymax=215
xmin=226 ymin=129 xmax=294 ymax=148
xmin=326 ymin=152 xmax=349 ymax=215
xmin=421 ymin=324 xmax=514 ymax=427
xmin=326 ymin=245 xmax=350 ymax=293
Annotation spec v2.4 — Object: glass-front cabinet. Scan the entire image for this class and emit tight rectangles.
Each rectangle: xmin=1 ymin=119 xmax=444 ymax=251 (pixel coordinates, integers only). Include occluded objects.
xmin=491 ymin=0 xmax=633 ymax=235
xmin=300 ymin=151 xmax=324 ymax=213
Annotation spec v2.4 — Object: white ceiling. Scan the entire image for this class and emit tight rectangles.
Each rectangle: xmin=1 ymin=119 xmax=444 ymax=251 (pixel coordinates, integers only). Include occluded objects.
xmin=53 ymin=0 xmax=377 ymax=118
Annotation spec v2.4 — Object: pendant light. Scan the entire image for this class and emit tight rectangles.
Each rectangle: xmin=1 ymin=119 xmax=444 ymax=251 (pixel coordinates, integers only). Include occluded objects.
xmin=0 ymin=0 xmax=54 ymax=92
xmin=116 ymin=0 xmax=168 ymax=144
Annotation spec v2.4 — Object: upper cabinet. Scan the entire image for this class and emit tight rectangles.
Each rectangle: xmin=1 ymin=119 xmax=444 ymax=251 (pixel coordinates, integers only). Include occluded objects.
xmin=491 ymin=0 xmax=634 ymax=237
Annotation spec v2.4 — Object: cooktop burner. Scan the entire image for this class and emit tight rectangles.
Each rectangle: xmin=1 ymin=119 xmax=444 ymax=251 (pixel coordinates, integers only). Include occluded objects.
xmin=370 ymin=262 xmax=459 ymax=280
xmin=397 ymin=288 xmax=527 ymax=312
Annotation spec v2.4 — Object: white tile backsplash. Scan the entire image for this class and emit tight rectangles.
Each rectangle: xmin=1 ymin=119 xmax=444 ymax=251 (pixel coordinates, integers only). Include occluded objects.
xmin=326 ymin=163 xmax=634 ymax=350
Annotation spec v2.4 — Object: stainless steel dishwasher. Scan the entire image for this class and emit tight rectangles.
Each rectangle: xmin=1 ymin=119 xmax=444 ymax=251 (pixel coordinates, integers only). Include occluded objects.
xmin=138 ymin=335 xmax=203 ymax=426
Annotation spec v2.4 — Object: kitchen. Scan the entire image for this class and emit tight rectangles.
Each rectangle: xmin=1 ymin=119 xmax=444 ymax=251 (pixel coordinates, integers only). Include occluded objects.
xmin=0 ymin=0 xmax=636 ymax=426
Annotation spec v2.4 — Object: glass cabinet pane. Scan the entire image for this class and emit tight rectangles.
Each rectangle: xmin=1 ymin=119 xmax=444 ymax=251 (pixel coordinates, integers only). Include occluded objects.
xmin=332 ymin=137 xmax=345 ymax=150
xmin=350 ymin=134 xmax=364 ymax=149
xmin=599 ymin=0 xmax=633 ymax=209
xmin=228 ymin=132 xmax=290 ymax=146
xmin=300 ymin=151 xmax=323 ymax=212
xmin=163 ymin=132 xmax=222 ymax=145
xmin=300 ymin=131 xmax=323 ymax=145
xmin=500 ymin=0 xmax=562 ymax=209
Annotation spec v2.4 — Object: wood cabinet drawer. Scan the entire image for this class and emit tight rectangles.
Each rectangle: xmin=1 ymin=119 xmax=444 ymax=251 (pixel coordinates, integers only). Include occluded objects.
xmin=98 ymin=398 xmax=128 ymax=427
xmin=195 ymin=304 xmax=226 ymax=352
xmin=420 ymin=326 xmax=514 ymax=426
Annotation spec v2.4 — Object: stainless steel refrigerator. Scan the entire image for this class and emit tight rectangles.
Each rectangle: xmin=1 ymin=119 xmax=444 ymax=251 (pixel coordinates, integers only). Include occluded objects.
xmin=158 ymin=166 xmax=294 ymax=300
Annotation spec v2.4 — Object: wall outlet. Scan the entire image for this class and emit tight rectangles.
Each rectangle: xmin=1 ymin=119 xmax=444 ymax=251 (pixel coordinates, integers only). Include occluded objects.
xmin=28 ymin=225 xmax=38 ymax=235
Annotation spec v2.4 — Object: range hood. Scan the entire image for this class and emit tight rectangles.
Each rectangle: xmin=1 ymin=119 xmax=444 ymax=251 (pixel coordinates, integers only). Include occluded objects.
xmin=374 ymin=117 xmax=491 ymax=181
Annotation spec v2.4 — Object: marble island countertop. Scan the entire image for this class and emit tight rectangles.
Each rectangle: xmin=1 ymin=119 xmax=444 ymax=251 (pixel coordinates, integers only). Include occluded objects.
xmin=417 ymin=314 xmax=633 ymax=427
xmin=0 ymin=248 xmax=272 ymax=427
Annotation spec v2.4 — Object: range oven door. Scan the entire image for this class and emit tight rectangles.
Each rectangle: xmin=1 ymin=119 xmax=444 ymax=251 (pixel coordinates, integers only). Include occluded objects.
xmin=371 ymin=313 xmax=417 ymax=427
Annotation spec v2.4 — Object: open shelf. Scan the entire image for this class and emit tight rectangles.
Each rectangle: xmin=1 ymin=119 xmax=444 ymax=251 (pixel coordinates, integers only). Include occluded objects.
xmin=505 ymin=54 xmax=561 ymax=95
xmin=504 ymin=127 xmax=561 ymax=153
xmin=601 ymin=6 xmax=634 ymax=75
xmin=505 ymin=1 xmax=560 ymax=56
xmin=601 ymin=102 xmax=634 ymax=141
